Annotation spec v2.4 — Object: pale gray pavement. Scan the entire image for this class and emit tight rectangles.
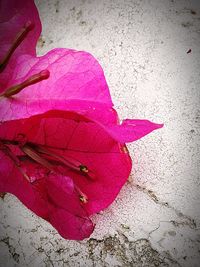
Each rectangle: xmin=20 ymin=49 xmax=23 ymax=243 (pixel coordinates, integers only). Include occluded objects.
xmin=0 ymin=0 xmax=200 ymax=266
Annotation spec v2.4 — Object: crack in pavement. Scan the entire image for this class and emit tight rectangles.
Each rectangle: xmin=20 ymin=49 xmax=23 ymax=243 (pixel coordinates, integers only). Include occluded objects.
xmin=133 ymin=184 xmax=197 ymax=229
xmin=87 ymin=233 xmax=181 ymax=267
xmin=0 ymin=237 xmax=20 ymax=263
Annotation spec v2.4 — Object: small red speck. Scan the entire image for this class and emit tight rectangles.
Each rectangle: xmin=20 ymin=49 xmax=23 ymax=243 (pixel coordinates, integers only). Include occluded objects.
xmin=191 ymin=10 xmax=196 ymax=15
xmin=187 ymin=49 xmax=191 ymax=54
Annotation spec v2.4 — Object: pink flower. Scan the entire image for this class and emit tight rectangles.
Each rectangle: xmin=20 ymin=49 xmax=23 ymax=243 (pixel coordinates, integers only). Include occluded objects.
xmin=0 ymin=0 xmax=163 ymax=240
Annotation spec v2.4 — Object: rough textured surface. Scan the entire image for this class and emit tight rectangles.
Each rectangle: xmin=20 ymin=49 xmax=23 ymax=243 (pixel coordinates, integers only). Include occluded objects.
xmin=0 ymin=0 xmax=200 ymax=266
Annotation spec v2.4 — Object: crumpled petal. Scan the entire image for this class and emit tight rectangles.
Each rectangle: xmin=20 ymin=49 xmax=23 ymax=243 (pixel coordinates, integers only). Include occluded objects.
xmin=0 ymin=150 xmax=94 ymax=240
xmin=0 ymin=151 xmax=48 ymax=218
xmin=50 ymin=209 xmax=94 ymax=240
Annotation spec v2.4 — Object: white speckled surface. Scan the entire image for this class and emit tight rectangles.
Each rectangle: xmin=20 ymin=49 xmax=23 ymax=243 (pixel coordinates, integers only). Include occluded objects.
xmin=0 ymin=0 xmax=200 ymax=266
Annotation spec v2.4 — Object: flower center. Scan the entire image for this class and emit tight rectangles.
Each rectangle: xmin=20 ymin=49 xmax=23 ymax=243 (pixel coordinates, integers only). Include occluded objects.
xmin=34 ymin=145 xmax=95 ymax=180
xmin=0 ymin=139 xmax=90 ymax=203
xmin=0 ymin=21 xmax=34 ymax=73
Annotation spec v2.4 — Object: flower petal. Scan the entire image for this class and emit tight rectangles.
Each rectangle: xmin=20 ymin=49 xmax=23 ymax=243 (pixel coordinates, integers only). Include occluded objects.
xmin=50 ymin=209 xmax=94 ymax=240
xmin=0 ymin=150 xmax=94 ymax=240
xmin=0 ymin=0 xmax=41 ymax=58
xmin=104 ymin=119 xmax=164 ymax=143
xmin=0 ymin=48 xmax=112 ymax=104
xmin=0 ymin=48 xmax=162 ymax=143
xmin=0 ymin=111 xmax=132 ymax=215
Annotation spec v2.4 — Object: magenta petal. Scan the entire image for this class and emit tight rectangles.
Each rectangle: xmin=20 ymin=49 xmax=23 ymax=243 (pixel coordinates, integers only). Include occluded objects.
xmin=0 ymin=47 xmax=163 ymax=145
xmin=0 ymin=48 xmax=163 ymax=145
xmin=0 ymin=111 xmax=132 ymax=215
xmin=46 ymin=172 xmax=89 ymax=216
xmin=0 ymin=48 xmax=113 ymax=105
xmin=50 ymin=209 xmax=94 ymax=240
xmin=0 ymin=147 xmax=94 ymax=240
xmin=0 ymin=0 xmax=41 ymax=59
xmin=0 ymin=0 xmax=163 ymax=241
xmin=104 ymin=119 xmax=164 ymax=143
xmin=0 ymin=151 xmax=48 ymax=219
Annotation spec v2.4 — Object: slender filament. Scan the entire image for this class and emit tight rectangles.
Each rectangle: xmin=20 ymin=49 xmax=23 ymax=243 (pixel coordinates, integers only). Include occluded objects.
xmin=1 ymin=70 xmax=50 ymax=97
xmin=0 ymin=21 xmax=34 ymax=73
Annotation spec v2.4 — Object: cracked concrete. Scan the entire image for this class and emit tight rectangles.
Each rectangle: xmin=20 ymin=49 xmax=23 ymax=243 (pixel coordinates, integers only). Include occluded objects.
xmin=0 ymin=0 xmax=200 ymax=266
xmin=87 ymin=235 xmax=178 ymax=267
xmin=133 ymin=184 xmax=197 ymax=229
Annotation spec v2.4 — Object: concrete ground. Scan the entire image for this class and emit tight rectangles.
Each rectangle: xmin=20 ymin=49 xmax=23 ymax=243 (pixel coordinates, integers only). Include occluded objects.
xmin=0 ymin=0 xmax=200 ymax=266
